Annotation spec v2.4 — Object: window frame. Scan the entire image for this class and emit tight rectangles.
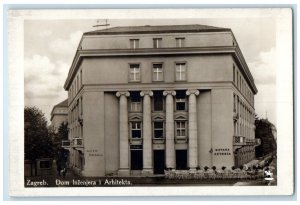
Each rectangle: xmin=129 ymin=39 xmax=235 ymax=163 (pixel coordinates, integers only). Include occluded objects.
xmin=153 ymin=38 xmax=162 ymax=48
xmin=130 ymin=39 xmax=139 ymax=49
xmin=153 ymin=121 xmax=164 ymax=139
xmin=175 ymin=121 xmax=187 ymax=138
xmin=175 ymin=62 xmax=187 ymax=81
xmin=128 ymin=63 xmax=141 ymax=82
xmin=153 ymin=91 xmax=164 ymax=111
xmin=152 ymin=63 xmax=164 ymax=82
xmin=175 ymin=37 xmax=185 ymax=48
xmin=130 ymin=121 xmax=142 ymax=139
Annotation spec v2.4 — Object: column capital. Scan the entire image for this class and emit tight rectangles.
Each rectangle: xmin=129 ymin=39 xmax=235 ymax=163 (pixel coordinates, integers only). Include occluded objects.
xmin=186 ymin=89 xmax=200 ymax=96
xmin=140 ymin=90 xmax=153 ymax=97
xmin=163 ymin=90 xmax=176 ymax=96
xmin=116 ymin=91 xmax=130 ymax=97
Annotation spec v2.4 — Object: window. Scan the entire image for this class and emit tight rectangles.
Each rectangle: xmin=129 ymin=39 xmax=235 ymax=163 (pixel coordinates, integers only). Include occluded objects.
xmin=175 ymin=62 xmax=186 ymax=81
xmin=153 ymin=38 xmax=162 ymax=48
xmin=176 ymin=38 xmax=185 ymax=47
xmin=233 ymin=65 xmax=235 ymax=84
xmin=176 ymin=121 xmax=186 ymax=137
xmin=80 ymin=70 xmax=82 ymax=87
xmin=154 ymin=122 xmax=164 ymax=138
xmin=129 ymin=64 xmax=140 ymax=82
xmin=130 ymin=91 xmax=142 ymax=112
xmin=175 ymin=90 xmax=186 ymax=111
xmin=130 ymin=39 xmax=139 ymax=49
xmin=80 ymin=96 xmax=83 ymax=115
xmin=153 ymin=91 xmax=164 ymax=111
xmin=131 ymin=122 xmax=142 ymax=138
xmin=233 ymin=94 xmax=236 ymax=112
xmin=152 ymin=63 xmax=163 ymax=81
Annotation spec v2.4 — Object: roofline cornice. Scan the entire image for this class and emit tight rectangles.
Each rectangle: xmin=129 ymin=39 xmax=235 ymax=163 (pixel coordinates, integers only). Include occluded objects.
xmin=64 ymin=46 xmax=257 ymax=93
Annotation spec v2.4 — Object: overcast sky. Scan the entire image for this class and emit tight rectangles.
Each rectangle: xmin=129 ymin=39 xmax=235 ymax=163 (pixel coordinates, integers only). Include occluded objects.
xmin=24 ymin=17 xmax=277 ymax=126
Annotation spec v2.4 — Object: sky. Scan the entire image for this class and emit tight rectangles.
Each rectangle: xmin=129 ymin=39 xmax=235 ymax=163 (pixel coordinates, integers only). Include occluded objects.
xmin=24 ymin=17 xmax=277 ymax=126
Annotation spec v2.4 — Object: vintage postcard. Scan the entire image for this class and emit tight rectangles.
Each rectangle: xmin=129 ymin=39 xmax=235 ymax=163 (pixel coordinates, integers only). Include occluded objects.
xmin=8 ymin=8 xmax=293 ymax=196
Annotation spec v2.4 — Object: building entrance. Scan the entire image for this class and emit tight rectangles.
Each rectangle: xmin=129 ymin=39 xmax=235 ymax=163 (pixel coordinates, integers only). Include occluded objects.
xmin=130 ymin=150 xmax=143 ymax=170
xmin=176 ymin=150 xmax=187 ymax=170
xmin=153 ymin=150 xmax=165 ymax=174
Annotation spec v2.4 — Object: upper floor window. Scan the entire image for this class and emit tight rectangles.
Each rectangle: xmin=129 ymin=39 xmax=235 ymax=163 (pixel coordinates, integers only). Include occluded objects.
xmin=152 ymin=63 xmax=163 ymax=81
xmin=131 ymin=122 xmax=142 ymax=138
xmin=153 ymin=91 xmax=164 ymax=111
xmin=175 ymin=62 xmax=186 ymax=81
xmin=176 ymin=38 xmax=185 ymax=48
xmin=129 ymin=64 xmax=140 ymax=82
xmin=153 ymin=38 xmax=162 ymax=48
xmin=130 ymin=92 xmax=142 ymax=112
xmin=233 ymin=65 xmax=235 ymax=84
xmin=175 ymin=90 xmax=187 ymax=111
xmin=176 ymin=121 xmax=186 ymax=138
xmin=153 ymin=122 xmax=164 ymax=138
xmin=130 ymin=39 xmax=139 ymax=49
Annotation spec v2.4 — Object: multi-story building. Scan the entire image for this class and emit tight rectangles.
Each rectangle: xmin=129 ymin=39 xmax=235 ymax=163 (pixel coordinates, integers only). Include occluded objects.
xmin=50 ymin=99 xmax=68 ymax=132
xmin=63 ymin=24 xmax=258 ymax=177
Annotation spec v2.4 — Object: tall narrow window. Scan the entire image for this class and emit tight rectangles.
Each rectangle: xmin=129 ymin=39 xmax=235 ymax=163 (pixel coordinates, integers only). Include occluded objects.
xmin=176 ymin=121 xmax=186 ymax=137
xmin=153 ymin=91 xmax=164 ymax=111
xmin=175 ymin=62 xmax=186 ymax=81
xmin=130 ymin=91 xmax=141 ymax=112
xmin=233 ymin=65 xmax=235 ymax=84
xmin=153 ymin=38 xmax=162 ymax=48
xmin=80 ymin=96 xmax=83 ymax=115
xmin=131 ymin=122 xmax=142 ymax=138
xmin=175 ymin=90 xmax=186 ymax=111
xmin=80 ymin=70 xmax=82 ymax=87
xmin=154 ymin=122 xmax=164 ymax=138
xmin=233 ymin=94 xmax=236 ymax=112
xmin=129 ymin=64 xmax=140 ymax=82
xmin=176 ymin=38 xmax=185 ymax=47
xmin=130 ymin=39 xmax=139 ymax=49
xmin=152 ymin=63 xmax=163 ymax=81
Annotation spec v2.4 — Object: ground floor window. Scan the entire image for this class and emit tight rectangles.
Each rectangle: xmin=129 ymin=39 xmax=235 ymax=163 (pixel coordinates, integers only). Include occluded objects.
xmin=176 ymin=150 xmax=188 ymax=170
xmin=130 ymin=150 xmax=143 ymax=170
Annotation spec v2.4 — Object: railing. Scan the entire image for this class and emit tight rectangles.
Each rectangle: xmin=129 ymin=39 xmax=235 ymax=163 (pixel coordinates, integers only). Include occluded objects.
xmin=73 ymin=138 xmax=84 ymax=148
xmin=175 ymin=136 xmax=188 ymax=143
xmin=152 ymin=138 xmax=165 ymax=144
xmin=61 ymin=140 xmax=70 ymax=147
xmin=233 ymin=136 xmax=246 ymax=146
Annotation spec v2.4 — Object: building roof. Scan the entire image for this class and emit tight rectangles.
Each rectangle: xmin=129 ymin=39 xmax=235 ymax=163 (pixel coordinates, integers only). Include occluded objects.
xmin=50 ymin=99 xmax=68 ymax=121
xmin=55 ymin=99 xmax=68 ymax=107
xmin=84 ymin=24 xmax=231 ymax=35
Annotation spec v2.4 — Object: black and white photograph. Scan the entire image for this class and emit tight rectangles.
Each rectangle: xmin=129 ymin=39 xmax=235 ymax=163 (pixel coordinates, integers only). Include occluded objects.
xmin=7 ymin=8 xmax=293 ymax=196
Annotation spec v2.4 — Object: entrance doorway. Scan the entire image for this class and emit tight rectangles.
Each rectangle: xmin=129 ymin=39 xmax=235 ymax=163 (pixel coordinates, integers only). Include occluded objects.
xmin=176 ymin=150 xmax=187 ymax=170
xmin=130 ymin=150 xmax=143 ymax=170
xmin=153 ymin=150 xmax=165 ymax=174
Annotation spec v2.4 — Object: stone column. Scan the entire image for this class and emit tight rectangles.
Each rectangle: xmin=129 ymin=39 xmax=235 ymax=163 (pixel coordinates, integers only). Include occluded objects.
xmin=186 ymin=89 xmax=200 ymax=170
xmin=163 ymin=90 xmax=176 ymax=169
xmin=116 ymin=91 xmax=130 ymax=176
xmin=140 ymin=90 xmax=153 ymax=175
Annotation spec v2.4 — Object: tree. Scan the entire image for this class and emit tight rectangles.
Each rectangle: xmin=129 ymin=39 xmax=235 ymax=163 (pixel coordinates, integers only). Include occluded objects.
xmin=51 ymin=122 xmax=69 ymax=159
xmin=24 ymin=106 xmax=53 ymax=176
xmin=255 ymin=117 xmax=277 ymax=158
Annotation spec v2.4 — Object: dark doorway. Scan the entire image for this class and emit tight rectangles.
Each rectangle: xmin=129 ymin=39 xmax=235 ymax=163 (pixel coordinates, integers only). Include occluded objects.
xmin=131 ymin=150 xmax=143 ymax=170
xmin=153 ymin=150 xmax=165 ymax=174
xmin=176 ymin=150 xmax=187 ymax=170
